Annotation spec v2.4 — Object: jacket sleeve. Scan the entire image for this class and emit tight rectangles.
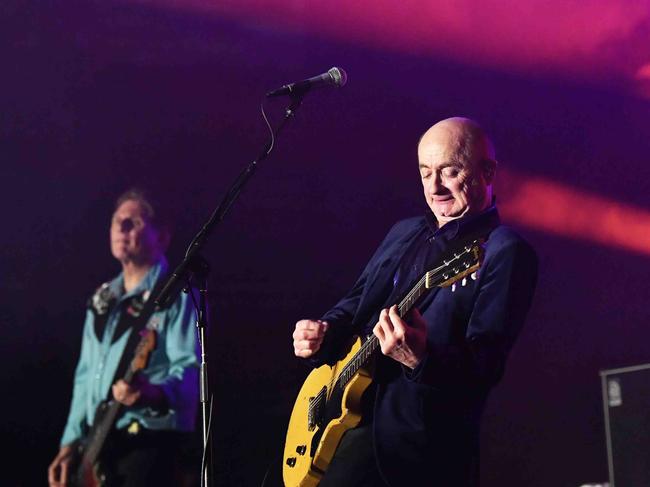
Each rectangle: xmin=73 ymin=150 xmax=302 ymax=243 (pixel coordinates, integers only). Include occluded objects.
xmin=311 ymin=219 xmax=417 ymax=366
xmin=313 ymin=268 xmax=372 ymax=366
xmin=407 ymin=238 xmax=538 ymax=391
xmin=155 ymin=292 xmax=200 ymax=427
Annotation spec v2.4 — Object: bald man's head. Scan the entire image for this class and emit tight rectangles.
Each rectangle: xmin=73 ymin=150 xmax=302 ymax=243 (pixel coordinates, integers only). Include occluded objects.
xmin=419 ymin=117 xmax=495 ymax=162
xmin=417 ymin=117 xmax=497 ymax=226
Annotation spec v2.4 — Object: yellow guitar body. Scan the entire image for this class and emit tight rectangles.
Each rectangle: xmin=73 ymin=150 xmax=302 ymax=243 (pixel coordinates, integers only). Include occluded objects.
xmin=283 ymin=337 xmax=372 ymax=487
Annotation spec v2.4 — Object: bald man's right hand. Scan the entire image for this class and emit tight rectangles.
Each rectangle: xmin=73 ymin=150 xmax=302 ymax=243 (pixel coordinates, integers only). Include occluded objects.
xmin=293 ymin=319 xmax=329 ymax=358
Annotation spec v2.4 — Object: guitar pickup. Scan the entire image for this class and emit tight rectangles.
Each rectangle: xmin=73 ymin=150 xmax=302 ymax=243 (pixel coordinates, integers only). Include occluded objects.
xmin=307 ymin=397 xmax=315 ymax=431
xmin=307 ymin=387 xmax=327 ymax=431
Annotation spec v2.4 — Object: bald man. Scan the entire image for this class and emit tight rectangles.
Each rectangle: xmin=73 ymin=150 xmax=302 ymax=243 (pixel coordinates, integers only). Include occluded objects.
xmin=292 ymin=118 xmax=538 ymax=486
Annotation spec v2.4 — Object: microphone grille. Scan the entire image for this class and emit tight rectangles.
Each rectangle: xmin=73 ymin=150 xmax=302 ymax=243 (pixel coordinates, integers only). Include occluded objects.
xmin=328 ymin=67 xmax=348 ymax=88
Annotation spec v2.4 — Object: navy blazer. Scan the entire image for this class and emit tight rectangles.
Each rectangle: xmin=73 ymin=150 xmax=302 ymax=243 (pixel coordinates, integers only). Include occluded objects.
xmin=314 ymin=207 xmax=538 ymax=486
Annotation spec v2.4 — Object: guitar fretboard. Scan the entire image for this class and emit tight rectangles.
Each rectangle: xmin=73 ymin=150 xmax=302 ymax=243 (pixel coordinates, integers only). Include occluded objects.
xmin=331 ymin=241 xmax=479 ymax=392
xmin=333 ymin=272 xmax=432 ymax=391
xmin=81 ymin=366 xmax=137 ymax=466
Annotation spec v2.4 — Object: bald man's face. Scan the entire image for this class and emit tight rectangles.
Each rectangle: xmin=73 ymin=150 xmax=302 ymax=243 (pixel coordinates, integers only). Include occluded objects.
xmin=418 ymin=125 xmax=492 ymax=226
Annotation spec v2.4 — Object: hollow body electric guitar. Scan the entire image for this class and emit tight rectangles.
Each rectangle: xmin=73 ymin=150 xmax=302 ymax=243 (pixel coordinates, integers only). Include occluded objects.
xmin=283 ymin=240 xmax=484 ymax=487
xmin=70 ymin=329 xmax=157 ymax=487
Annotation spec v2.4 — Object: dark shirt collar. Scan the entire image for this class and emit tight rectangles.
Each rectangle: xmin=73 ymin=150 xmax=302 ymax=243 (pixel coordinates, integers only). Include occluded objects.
xmin=425 ymin=198 xmax=500 ymax=242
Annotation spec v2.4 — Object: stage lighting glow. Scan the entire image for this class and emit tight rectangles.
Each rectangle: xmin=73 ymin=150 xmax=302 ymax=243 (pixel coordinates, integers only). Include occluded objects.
xmin=129 ymin=0 xmax=650 ymax=90
xmin=499 ymin=170 xmax=650 ymax=256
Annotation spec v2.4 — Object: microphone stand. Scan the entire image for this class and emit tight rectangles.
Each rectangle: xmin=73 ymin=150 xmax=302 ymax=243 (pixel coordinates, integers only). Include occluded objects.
xmin=153 ymin=92 xmax=306 ymax=487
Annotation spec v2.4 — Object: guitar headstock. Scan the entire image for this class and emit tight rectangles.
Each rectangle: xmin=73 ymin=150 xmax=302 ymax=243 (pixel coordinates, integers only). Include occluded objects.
xmin=131 ymin=329 xmax=157 ymax=372
xmin=425 ymin=239 xmax=484 ymax=289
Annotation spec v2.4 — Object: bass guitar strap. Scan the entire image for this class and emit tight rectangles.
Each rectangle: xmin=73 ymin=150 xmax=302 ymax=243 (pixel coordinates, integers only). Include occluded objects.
xmin=87 ymin=278 xmax=172 ymax=401
xmin=109 ymin=279 xmax=171 ymax=396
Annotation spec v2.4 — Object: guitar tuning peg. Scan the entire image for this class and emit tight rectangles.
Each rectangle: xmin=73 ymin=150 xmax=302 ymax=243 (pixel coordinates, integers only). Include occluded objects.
xmin=471 ymin=271 xmax=478 ymax=280
xmin=461 ymin=277 xmax=467 ymax=286
xmin=451 ymin=283 xmax=456 ymax=292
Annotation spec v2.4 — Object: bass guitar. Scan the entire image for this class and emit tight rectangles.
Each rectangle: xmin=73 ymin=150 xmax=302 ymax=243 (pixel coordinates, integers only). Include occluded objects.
xmin=283 ymin=240 xmax=484 ymax=487
xmin=70 ymin=329 xmax=156 ymax=487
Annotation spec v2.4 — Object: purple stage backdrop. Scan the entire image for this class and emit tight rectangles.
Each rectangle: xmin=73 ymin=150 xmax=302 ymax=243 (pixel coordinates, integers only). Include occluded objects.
xmin=2 ymin=1 xmax=650 ymax=486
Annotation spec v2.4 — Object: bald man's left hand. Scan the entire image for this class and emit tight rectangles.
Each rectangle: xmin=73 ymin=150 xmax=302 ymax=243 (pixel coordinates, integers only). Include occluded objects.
xmin=373 ymin=305 xmax=427 ymax=369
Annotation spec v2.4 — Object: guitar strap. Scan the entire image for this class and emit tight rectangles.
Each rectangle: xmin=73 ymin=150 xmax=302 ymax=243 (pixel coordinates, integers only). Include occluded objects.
xmin=114 ymin=280 xmax=172 ymax=390
xmin=88 ymin=278 xmax=173 ymax=400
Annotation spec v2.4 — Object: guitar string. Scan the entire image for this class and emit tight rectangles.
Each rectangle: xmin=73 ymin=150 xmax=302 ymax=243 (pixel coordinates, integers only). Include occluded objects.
xmin=328 ymin=258 xmax=452 ymax=390
xmin=306 ymin=247 xmax=472 ymax=416
xmin=310 ymin=247 xmax=471 ymax=410
xmin=333 ymin=273 xmax=425 ymax=385
xmin=308 ymin=273 xmax=430 ymax=415
xmin=308 ymin=273 xmax=430 ymax=417
xmin=307 ymin=245 xmax=476 ymax=417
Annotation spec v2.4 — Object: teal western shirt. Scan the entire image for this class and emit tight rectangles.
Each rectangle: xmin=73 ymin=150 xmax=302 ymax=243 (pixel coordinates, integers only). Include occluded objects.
xmin=60 ymin=258 xmax=199 ymax=446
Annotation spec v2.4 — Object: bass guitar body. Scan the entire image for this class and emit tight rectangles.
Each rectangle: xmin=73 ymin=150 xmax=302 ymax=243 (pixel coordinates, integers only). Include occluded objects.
xmin=70 ymin=452 xmax=103 ymax=487
xmin=70 ymin=400 xmax=113 ymax=487
xmin=283 ymin=337 xmax=372 ymax=487
xmin=69 ymin=329 xmax=157 ymax=487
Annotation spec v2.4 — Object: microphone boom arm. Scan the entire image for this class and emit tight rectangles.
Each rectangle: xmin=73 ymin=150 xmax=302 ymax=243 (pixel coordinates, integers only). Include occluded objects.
xmin=153 ymin=91 xmax=306 ymax=487
xmin=153 ymin=93 xmax=306 ymax=309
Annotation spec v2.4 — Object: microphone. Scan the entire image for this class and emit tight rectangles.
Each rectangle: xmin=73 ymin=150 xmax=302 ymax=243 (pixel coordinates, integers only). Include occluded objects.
xmin=266 ymin=67 xmax=348 ymax=98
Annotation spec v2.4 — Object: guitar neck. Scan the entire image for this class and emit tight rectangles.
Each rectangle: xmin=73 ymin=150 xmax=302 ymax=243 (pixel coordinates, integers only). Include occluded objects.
xmin=335 ymin=273 xmax=429 ymax=389
xmin=82 ymin=366 xmax=136 ymax=465
xmin=82 ymin=400 xmax=122 ymax=466
xmin=76 ymin=327 xmax=158 ymax=482
xmin=333 ymin=239 xmax=483 ymax=392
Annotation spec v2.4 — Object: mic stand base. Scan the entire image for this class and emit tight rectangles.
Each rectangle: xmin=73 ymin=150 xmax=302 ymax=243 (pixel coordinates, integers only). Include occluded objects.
xmin=191 ymin=258 xmax=212 ymax=487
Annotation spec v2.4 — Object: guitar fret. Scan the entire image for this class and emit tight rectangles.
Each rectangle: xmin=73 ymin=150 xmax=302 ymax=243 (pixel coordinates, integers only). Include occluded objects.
xmin=337 ymin=336 xmax=375 ymax=391
xmin=334 ymin=241 xmax=482 ymax=392
xmin=335 ymin=238 xmax=478 ymax=388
